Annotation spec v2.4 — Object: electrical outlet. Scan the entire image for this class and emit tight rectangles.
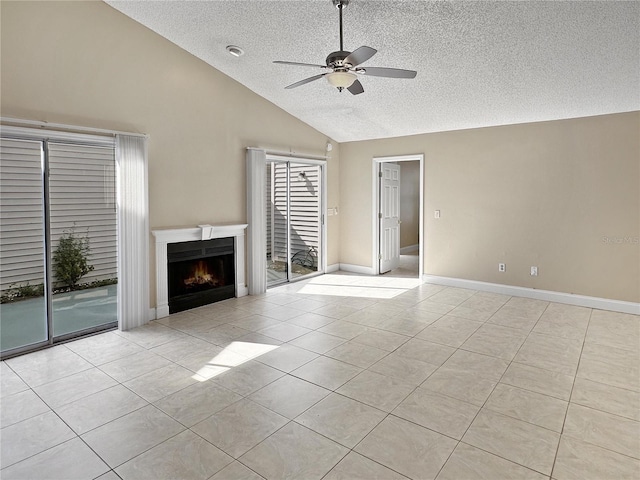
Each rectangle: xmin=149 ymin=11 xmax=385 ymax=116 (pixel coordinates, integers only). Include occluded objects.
xmin=499 ymin=263 xmax=506 ymax=272
xmin=434 ymin=210 xmax=440 ymax=219
xmin=530 ymin=266 xmax=538 ymax=276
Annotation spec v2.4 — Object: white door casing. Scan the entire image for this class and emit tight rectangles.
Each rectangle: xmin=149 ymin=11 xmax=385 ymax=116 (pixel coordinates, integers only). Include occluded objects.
xmin=371 ymin=154 xmax=424 ymax=278
xmin=379 ymin=162 xmax=401 ymax=273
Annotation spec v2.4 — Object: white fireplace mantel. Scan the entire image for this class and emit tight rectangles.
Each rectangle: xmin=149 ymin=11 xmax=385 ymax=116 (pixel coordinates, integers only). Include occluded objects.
xmin=152 ymin=224 xmax=249 ymax=319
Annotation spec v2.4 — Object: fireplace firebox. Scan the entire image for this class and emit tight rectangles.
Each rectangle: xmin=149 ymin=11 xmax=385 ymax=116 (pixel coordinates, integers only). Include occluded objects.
xmin=167 ymin=237 xmax=235 ymax=314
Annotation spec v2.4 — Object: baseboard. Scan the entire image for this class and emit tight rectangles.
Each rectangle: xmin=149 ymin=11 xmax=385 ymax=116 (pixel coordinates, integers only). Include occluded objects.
xmin=400 ymin=244 xmax=419 ymax=254
xmin=148 ymin=308 xmax=157 ymax=322
xmin=326 ymin=263 xmax=340 ymax=273
xmin=422 ymin=275 xmax=640 ymax=315
xmin=237 ymin=286 xmax=249 ymax=297
xmin=156 ymin=304 xmax=170 ymax=319
xmin=339 ymin=263 xmax=375 ymax=275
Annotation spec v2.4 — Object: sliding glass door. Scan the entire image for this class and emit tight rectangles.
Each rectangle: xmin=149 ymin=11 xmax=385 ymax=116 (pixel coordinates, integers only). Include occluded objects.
xmin=266 ymin=158 xmax=323 ymax=287
xmin=48 ymin=143 xmax=118 ymax=339
xmin=0 ymin=137 xmax=118 ymax=357
xmin=289 ymin=162 xmax=321 ymax=281
xmin=0 ymin=139 xmax=48 ymax=353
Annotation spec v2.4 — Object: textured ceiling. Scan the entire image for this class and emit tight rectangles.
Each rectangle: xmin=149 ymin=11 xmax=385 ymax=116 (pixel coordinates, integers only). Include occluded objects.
xmin=105 ymin=0 xmax=639 ymax=143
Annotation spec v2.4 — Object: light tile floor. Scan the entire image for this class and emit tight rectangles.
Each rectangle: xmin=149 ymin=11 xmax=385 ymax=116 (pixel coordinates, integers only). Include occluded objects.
xmin=1 ymin=272 xmax=639 ymax=480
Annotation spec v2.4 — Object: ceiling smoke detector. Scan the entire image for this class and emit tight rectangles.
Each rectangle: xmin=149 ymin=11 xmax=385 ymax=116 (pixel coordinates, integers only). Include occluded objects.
xmin=226 ymin=45 xmax=244 ymax=57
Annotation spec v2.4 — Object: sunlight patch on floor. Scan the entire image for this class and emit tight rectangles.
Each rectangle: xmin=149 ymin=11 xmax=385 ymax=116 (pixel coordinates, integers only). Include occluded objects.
xmin=297 ymin=284 xmax=405 ymax=299
xmin=192 ymin=341 xmax=279 ymax=381
xmin=297 ymin=274 xmax=423 ymax=299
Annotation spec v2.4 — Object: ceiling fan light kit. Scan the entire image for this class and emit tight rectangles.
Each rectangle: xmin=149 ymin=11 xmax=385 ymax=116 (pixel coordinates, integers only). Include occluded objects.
xmin=274 ymin=0 xmax=417 ymax=95
xmin=326 ymin=71 xmax=357 ymax=88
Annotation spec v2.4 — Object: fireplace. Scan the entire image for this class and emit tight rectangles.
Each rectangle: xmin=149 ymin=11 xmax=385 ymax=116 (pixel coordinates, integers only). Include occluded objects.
xmin=152 ymin=224 xmax=248 ymax=319
xmin=167 ymin=237 xmax=236 ymax=313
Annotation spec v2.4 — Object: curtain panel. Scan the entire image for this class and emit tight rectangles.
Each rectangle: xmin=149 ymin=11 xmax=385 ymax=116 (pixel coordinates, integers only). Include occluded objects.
xmin=116 ymin=134 xmax=150 ymax=330
xmin=246 ymin=148 xmax=267 ymax=294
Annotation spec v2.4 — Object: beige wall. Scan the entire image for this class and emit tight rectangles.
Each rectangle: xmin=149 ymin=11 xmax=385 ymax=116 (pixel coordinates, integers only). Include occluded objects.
xmin=0 ymin=1 xmax=340 ymax=307
xmin=400 ymin=161 xmax=420 ymax=249
xmin=341 ymin=112 xmax=640 ymax=303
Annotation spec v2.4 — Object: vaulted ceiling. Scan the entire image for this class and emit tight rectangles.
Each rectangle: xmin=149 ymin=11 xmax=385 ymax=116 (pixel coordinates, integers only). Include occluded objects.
xmin=106 ymin=0 xmax=639 ymax=143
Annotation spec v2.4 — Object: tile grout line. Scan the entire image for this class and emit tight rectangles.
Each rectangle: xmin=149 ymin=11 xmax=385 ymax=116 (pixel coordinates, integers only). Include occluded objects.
xmin=430 ymin=297 xmax=555 ymax=479
xmin=548 ymin=306 xmax=593 ymax=479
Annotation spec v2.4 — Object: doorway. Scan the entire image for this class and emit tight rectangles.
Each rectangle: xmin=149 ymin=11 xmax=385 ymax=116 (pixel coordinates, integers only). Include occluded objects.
xmin=266 ymin=157 xmax=326 ymax=287
xmin=372 ymin=154 xmax=424 ymax=278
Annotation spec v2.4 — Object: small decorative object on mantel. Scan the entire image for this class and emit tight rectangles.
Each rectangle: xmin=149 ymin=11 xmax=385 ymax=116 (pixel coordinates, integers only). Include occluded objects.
xmin=198 ymin=224 xmax=214 ymax=241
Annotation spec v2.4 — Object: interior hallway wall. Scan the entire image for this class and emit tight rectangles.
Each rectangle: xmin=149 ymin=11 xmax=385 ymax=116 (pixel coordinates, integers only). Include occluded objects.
xmin=400 ymin=161 xmax=420 ymax=250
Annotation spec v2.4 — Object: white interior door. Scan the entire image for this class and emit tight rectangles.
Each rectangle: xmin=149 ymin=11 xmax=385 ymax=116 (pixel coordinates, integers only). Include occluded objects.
xmin=379 ymin=162 xmax=401 ymax=273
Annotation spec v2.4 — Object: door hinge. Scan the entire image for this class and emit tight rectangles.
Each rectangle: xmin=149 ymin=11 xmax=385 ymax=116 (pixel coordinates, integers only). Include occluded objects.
xmin=379 ymin=171 xmax=383 ymax=178
xmin=378 ymin=253 xmax=382 ymax=260
xmin=321 ymin=214 xmax=325 ymax=225
xmin=378 ymin=212 xmax=382 ymax=219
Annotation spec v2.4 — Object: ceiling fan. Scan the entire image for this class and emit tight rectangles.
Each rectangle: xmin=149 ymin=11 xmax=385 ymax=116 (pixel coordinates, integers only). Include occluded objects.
xmin=274 ymin=0 xmax=417 ymax=95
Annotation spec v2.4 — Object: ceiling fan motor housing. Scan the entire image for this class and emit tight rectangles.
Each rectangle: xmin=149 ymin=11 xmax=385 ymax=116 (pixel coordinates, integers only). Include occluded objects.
xmin=326 ymin=50 xmax=351 ymax=69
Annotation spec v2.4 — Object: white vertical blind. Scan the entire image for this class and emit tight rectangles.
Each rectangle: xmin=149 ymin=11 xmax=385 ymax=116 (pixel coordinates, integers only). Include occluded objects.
xmin=246 ymin=148 xmax=267 ymax=294
xmin=116 ymin=134 xmax=149 ymax=330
